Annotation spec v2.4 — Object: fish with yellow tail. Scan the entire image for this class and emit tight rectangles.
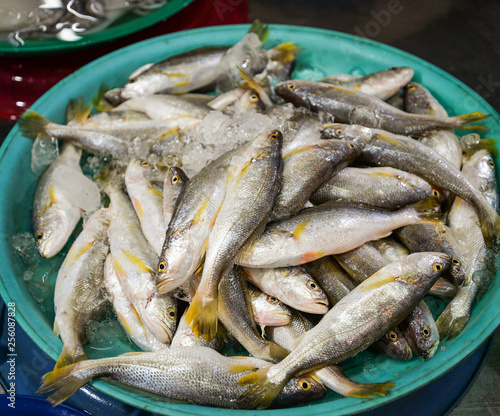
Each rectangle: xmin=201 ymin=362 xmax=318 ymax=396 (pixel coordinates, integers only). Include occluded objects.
xmin=237 ymin=252 xmax=450 ymax=409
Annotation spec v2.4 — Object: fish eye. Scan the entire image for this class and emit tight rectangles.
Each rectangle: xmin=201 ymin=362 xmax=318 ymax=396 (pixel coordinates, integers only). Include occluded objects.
xmin=422 ymin=326 xmax=430 ymax=338
xmin=451 ymin=258 xmax=461 ymax=266
xmin=335 ymin=128 xmax=344 ymax=137
xmin=387 ymin=331 xmax=398 ymax=342
xmin=432 ymin=262 xmax=443 ymax=272
xmin=488 ymin=160 xmax=495 ymax=169
xmin=267 ymin=296 xmax=279 ymax=305
xmin=287 ymin=83 xmax=296 ymax=91
xmin=347 ymin=143 xmax=356 ymax=149
xmin=269 ymin=132 xmax=279 ymax=141
xmin=158 ymin=260 xmax=167 ymax=272
xmin=298 ymin=379 xmax=311 ymax=391
xmin=249 ymin=94 xmax=259 ymax=102
xmin=167 ymin=308 xmax=176 ymax=320
xmin=407 ymin=84 xmax=416 ymax=91
xmin=307 ymin=281 xmax=318 ymax=291
xmin=141 ymin=160 xmax=150 ymax=167
xmin=171 ymin=174 xmax=180 ymax=184
xmin=432 ymin=189 xmax=440 ymax=197
xmin=36 ymin=232 xmax=43 ymax=241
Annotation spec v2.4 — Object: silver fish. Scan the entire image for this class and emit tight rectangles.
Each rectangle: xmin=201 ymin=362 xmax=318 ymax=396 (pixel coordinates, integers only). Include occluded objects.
xmin=437 ymin=150 xmax=498 ymax=338
xmin=238 ymin=252 xmax=450 ymax=409
xmin=106 ymin=183 xmax=177 ymax=345
xmin=310 ymin=166 xmax=434 ymax=209
xmin=275 ymin=80 xmax=489 ymax=136
xmin=238 ymin=200 xmax=438 ymax=269
xmin=247 ymin=283 xmax=292 ymax=331
xmin=53 ymin=208 xmax=109 ymax=368
xmin=218 ymin=267 xmax=289 ymax=362
xmin=163 ymin=166 xmax=189 ymax=227
xmin=38 ymin=346 xmax=325 ymax=409
xmin=400 ymin=300 xmax=439 ymax=359
xmin=303 ymin=256 xmax=356 ymax=305
xmin=242 ymin=266 xmax=329 ymax=314
xmin=125 ymin=159 xmax=166 ymax=256
xmin=270 ymin=139 xmax=362 ymax=221
xmin=266 ymin=310 xmax=395 ymax=398
xmin=323 ymin=67 xmax=414 ymax=101
xmin=103 ymin=254 xmax=167 ymax=352
xmin=327 ymin=124 xmax=500 ymax=244
xmin=33 ymin=143 xmax=82 ymax=258
xmin=186 ymin=130 xmax=282 ymax=339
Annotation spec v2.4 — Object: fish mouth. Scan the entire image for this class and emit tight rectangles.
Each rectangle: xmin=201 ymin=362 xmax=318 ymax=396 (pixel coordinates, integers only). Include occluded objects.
xmin=421 ymin=339 xmax=440 ymax=360
xmin=402 ymin=345 xmax=413 ymax=361
xmin=156 ymin=274 xmax=178 ymax=294
xmin=303 ymin=300 xmax=329 ymax=314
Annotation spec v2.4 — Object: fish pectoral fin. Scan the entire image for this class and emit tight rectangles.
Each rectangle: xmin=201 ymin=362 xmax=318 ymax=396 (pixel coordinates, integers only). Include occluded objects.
xmin=293 ymin=333 xmax=306 ymax=348
xmin=348 ymin=381 xmax=395 ymax=399
xmin=121 ymin=351 xmax=146 ymax=357
xmin=359 ymin=272 xmax=397 ymax=292
xmin=226 ymin=362 xmax=259 ymax=373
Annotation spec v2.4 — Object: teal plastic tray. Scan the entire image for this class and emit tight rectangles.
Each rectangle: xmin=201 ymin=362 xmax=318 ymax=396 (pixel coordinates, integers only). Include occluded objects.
xmin=0 ymin=24 xmax=498 ymax=415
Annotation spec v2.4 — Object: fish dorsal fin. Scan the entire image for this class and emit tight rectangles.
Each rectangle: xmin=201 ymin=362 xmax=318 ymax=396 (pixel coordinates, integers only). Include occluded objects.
xmin=129 ymin=63 xmax=154 ymax=80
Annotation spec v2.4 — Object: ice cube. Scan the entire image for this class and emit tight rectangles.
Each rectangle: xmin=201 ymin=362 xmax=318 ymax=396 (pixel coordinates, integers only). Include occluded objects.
xmin=31 ymin=135 xmax=59 ymax=176
xmin=12 ymin=232 xmax=40 ymax=267
xmin=52 ymin=165 xmax=101 ymax=212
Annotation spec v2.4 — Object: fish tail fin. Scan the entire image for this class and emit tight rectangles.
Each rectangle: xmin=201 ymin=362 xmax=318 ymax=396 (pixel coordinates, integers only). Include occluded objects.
xmin=450 ymin=111 xmax=491 ymax=125
xmin=66 ymin=98 xmax=91 ymax=125
xmin=461 ymin=137 xmax=499 ymax=158
xmin=185 ymin=294 xmax=218 ymax=341
xmin=268 ymin=343 xmax=290 ymax=363
xmin=408 ymin=195 xmax=443 ymax=223
xmin=92 ymin=85 xmax=115 ymax=112
xmin=37 ymin=362 xmax=86 ymax=406
xmin=435 ymin=303 xmax=470 ymax=339
xmin=54 ymin=346 xmax=87 ymax=370
xmin=18 ymin=110 xmax=51 ymax=139
xmin=238 ymin=367 xmax=286 ymax=409
xmin=271 ymin=42 xmax=301 ymax=63
xmin=249 ymin=20 xmax=269 ymax=42
xmin=347 ymin=381 xmax=395 ymax=399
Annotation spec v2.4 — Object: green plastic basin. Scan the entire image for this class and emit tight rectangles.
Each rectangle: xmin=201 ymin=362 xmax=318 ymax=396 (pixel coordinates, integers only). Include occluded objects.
xmin=0 ymin=24 xmax=498 ymax=416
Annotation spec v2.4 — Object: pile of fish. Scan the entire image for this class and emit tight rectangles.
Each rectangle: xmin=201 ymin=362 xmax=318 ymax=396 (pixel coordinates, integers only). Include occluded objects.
xmin=18 ymin=25 xmax=499 ymax=410
xmin=0 ymin=0 xmax=168 ymax=45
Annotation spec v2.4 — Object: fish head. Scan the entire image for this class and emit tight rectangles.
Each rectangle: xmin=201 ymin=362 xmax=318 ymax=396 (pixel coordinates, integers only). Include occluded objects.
xmin=270 ymin=375 xmax=326 ymax=408
xmin=465 ymin=149 xmax=499 ymax=209
xmin=389 ymin=67 xmax=414 ymax=86
xmin=156 ymin=243 xmax=198 ymax=294
xmin=126 ymin=158 xmax=165 ymax=187
xmin=34 ymin=203 xmax=80 ymax=258
xmin=400 ymin=252 xmax=451 ymax=287
xmin=236 ymin=90 xmax=265 ymax=113
xmin=143 ymin=294 xmax=177 ymax=344
xmin=274 ymin=80 xmax=317 ymax=107
xmin=252 ymin=293 xmax=292 ymax=327
xmin=321 ymin=122 xmax=373 ymax=148
xmin=285 ymin=268 xmax=329 ymax=314
xmin=380 ymin=328 xmax=412 ymax=360
xmin=404 ymin=315 xmax=440 ymax=360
